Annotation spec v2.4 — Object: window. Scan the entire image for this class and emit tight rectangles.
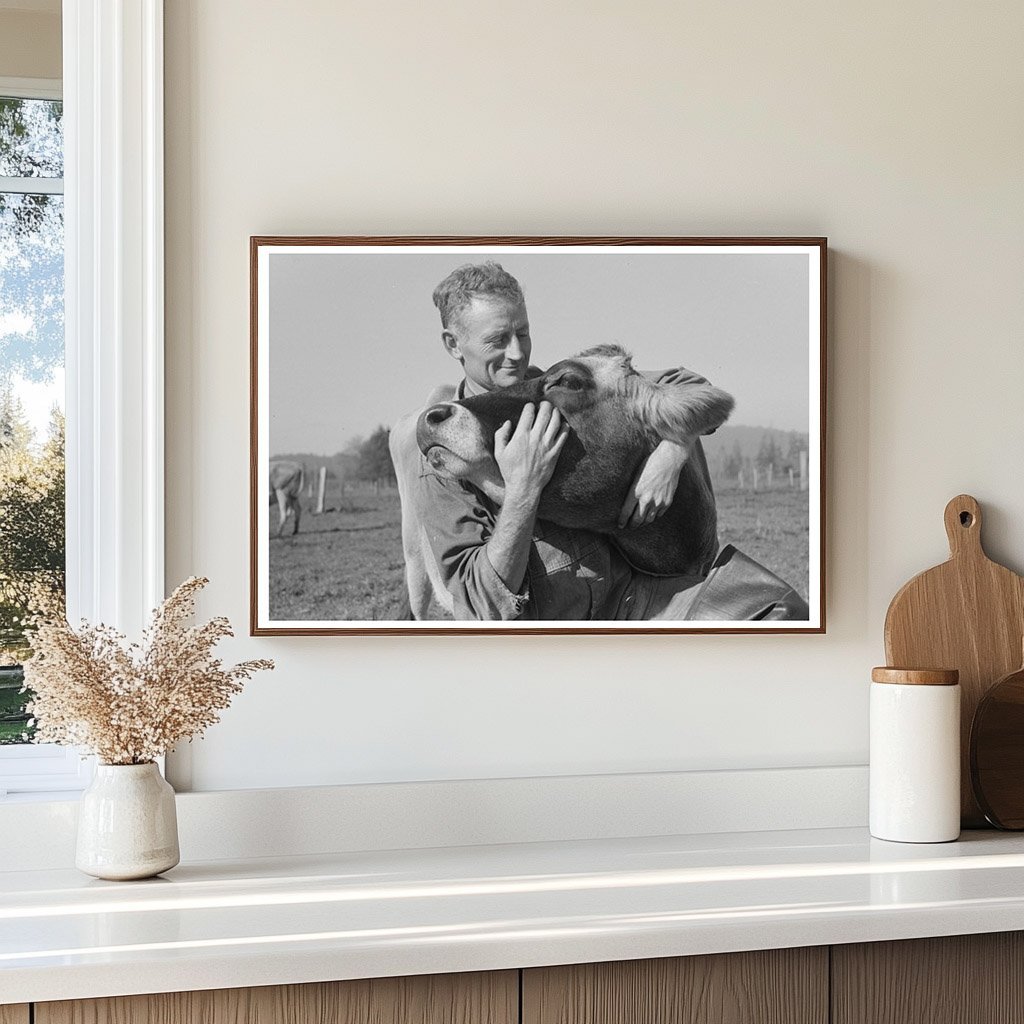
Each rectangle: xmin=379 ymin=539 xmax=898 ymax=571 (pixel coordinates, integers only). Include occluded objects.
xmin=1 ymin=86 xmax=65 ymax=734
xmin=0 ymin=3 xmax=166 ymax=799
xmin=0 ymin=79 xmax=84 ymax=797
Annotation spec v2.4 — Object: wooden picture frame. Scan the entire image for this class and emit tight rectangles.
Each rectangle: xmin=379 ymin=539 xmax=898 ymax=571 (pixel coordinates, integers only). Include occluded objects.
xmin=251 ymin=237 xmax=826 ymax=635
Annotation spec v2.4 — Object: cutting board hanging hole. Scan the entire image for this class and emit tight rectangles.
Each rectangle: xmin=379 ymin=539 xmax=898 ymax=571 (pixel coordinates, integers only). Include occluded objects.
xmin=944 ymin=494 xmax=982 ymax=556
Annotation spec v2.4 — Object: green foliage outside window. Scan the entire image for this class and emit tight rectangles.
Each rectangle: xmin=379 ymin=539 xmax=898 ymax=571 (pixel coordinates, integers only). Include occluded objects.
xmin=0 ymin=95 xmax=66 ymax=744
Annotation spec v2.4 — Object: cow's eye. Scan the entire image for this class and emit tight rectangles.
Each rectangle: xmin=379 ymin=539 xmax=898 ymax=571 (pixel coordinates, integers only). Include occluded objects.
xmin=551 ymin=373 xmax=585 ymax=391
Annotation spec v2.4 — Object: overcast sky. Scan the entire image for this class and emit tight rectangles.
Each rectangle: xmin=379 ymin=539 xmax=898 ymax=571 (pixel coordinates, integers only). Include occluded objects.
xmin=268 ymin=249 xmax=812 ymax=456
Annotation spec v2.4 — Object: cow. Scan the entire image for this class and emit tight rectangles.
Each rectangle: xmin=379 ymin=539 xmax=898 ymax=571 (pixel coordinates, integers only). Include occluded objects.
xmin=415 ymin=345 xmax=809 ymax=620
xmin=269 ymin=460 xmax=305 ymax=537
xmin=416 ymin=345 xmax=730 ymax=577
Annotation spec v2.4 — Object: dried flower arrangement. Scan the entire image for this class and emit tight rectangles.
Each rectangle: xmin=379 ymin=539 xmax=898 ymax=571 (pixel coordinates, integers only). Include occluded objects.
xmin=22 ymin=577 xmax=273 ymax=765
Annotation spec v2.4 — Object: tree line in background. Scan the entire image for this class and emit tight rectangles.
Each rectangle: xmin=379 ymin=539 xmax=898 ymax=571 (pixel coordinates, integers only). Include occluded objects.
xmin=721 ymin=431 xmax=809 ymax=481
xmin=700 ymin=425 xmax=810 ymax=491
xmin=353 ymin=426 xmax=397 ymax=489
xmin=277 ymin=424 xmax=397 ymax=499
xmin=284 ymin=424 xmax=811 ymax=498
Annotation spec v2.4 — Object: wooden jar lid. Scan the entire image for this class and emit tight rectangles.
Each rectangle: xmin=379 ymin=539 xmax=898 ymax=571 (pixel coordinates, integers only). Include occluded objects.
xmin=871 ymin=667 xmax=960 ymax=686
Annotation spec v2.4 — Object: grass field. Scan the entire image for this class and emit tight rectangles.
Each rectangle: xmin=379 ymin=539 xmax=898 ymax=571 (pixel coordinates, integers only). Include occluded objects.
xmin=269 ymin=486 xmax=408 ymax=622
xmin=713 ymin=485 xmax=810 ymax=601
xmin=268 ymin=482 xmax=810 ymax=621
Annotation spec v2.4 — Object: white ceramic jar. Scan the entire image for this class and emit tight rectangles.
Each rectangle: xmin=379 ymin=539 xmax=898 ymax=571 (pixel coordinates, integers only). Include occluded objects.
xmin=76 ymin=762 xmax=180 ymax=880
xmin=870 ymin=667 xmax=961 ymax=843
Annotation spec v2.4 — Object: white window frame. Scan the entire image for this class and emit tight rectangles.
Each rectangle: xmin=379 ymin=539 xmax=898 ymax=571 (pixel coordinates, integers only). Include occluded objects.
xmin=0 ymin=77 xmax=64 ymax=192
xmin=0 ymin=0 xmax=164 ymax=799
xmin=0 ymin=77 xmax=61 ymax=101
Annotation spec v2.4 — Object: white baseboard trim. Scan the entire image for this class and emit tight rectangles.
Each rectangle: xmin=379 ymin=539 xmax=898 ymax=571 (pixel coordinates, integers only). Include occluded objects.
xmin=0 ymin=765 xmax=868 ymax=872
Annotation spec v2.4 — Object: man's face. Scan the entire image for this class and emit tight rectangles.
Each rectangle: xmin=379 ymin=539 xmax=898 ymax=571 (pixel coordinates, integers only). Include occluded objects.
xmin=443 ymin=294 xmax=532 ymax=393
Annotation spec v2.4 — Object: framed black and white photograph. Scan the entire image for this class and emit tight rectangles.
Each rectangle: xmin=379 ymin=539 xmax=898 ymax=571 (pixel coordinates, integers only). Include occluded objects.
xmin=250 ymin=237 xmax=826 ymax=635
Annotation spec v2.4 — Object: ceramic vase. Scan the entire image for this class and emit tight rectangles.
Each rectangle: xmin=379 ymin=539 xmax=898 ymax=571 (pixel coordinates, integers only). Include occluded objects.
xmin=76 ymin=762 xmax=180 ymax=880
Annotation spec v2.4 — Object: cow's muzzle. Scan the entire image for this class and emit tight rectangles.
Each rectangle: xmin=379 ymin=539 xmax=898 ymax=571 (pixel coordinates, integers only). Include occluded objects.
xmin=415 ymin=402 xmax=494 ymax=480
xmin=416 ymin=402 xmax=460 ymax=452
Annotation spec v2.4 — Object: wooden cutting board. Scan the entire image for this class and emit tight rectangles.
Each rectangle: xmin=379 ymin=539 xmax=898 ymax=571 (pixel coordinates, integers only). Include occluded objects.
xmin=970 ymin=650 xmax=1024 ymax=829
xmin=884 ymin=494 xmax=1024 ymax=827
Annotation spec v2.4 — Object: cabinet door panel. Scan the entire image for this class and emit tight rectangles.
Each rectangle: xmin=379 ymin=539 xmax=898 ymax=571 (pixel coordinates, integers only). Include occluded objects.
xmin=36 ymin=971 xmax=517 ymax=1024
xmin=832 ymin=933 xmax=1024 ymax=1024
xmin=523 ymin=949 xmax=827 ymax=1024
xmin=0 ymin=1007 xmax=29 ymax=1024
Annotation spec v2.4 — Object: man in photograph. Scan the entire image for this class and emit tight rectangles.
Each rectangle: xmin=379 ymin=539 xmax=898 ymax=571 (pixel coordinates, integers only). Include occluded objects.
xmin=389 ymin=261 xmax=733 ymax=621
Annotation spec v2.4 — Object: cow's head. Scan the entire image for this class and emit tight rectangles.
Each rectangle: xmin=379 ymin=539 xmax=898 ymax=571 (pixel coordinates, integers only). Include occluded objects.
xmin=416 ymin=345 xmax=733 ymax=531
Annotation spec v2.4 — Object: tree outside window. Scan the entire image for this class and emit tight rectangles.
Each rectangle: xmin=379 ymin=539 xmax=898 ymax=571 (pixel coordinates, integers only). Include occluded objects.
xmin=0 ymin=94 xmax=65 ymax=744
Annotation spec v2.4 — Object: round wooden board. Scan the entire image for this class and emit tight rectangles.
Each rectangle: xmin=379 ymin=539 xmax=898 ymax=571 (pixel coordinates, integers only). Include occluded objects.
xmin=971 ymin=662 xmax=1024 ymax=829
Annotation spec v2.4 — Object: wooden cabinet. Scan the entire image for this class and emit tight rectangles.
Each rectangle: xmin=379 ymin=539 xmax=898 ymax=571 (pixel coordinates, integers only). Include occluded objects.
xmin=16 ymin=933 xmax=1024 ymax=1024
xmin=35 ymin=972 xmax=517 ymax=1024
xmin=521 ymin=935 xmax=1024 ymax=1024
xmin=522 ymin=948 xmax=828 ymax=1024
xmin=832 ymin=932 xmax=1024 ymax=1024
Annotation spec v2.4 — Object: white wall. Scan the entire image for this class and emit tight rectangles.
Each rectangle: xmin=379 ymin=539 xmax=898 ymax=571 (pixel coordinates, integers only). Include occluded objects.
xmin=163 ymin=0 xmax=1024 ymax=791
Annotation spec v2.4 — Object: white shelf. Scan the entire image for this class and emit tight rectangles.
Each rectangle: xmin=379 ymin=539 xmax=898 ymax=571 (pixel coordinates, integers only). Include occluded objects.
xmin=4 ymin=826 xmax=1024 ymax=1004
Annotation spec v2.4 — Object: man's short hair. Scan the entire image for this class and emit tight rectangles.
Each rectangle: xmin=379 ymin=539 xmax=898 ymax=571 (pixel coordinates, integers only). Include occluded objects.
xmin=432 ymin=262 xmax=524 ymax=330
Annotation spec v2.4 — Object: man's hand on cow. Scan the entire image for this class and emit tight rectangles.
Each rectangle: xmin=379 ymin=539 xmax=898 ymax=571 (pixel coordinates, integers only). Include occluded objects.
xmin=494 ymin=401 xmax=570 ymax=502
xmin=617 ymin=439 xmax=691 ymax=529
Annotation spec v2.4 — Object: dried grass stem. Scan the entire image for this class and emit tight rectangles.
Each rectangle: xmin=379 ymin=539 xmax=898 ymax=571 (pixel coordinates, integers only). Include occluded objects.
xmin=22 ymin=577 xmax=273 ymax=765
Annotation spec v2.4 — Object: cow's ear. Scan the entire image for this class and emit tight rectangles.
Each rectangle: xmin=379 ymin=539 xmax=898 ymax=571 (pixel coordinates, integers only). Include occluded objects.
xmin=634 ymin=376 xmax=736 ymax=445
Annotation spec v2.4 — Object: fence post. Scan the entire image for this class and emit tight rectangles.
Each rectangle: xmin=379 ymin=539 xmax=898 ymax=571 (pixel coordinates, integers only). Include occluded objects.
xmin=789 ymin=467 xmax=795 ymax=489
xmin=799 ymin=450 xmax=808 ymax=491
xmin=753 ymin=466 xmax=760 ymax=492
xmin=316 ymin=466 xmax=327 ymax=514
